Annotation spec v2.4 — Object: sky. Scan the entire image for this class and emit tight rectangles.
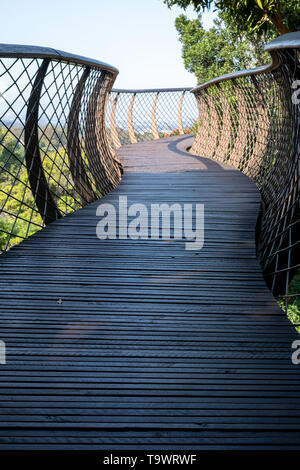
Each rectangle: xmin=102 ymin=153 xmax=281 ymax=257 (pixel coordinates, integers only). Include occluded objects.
xmin=0 ymin=0 xmax=216 ymax=89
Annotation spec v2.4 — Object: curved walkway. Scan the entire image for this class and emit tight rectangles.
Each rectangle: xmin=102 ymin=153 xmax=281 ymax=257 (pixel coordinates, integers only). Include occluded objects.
xmin=0 ymin=136 xmax=299 ymax=450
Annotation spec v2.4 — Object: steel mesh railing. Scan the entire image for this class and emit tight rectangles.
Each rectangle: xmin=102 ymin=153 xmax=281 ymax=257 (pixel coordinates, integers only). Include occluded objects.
xmin=0 ymin=45 xmax=122 ymax=252
xmin=0 ymin=47 xmax=198 ymax=254
xmin=191 ymin=33 xmax=300 ymax=327
xmin=1 ymin=38 xmax=299 ymax=329
xmin=106 ymin=88 xmax=198 ymax=148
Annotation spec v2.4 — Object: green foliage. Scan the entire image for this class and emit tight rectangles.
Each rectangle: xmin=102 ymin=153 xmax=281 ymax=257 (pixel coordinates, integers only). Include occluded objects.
xmin=164 ymin=0 xmax=300 ymax=85
xmin=0 ymin=127 xmax=24 ymax=173
xmin=0 ymin=129 xmax=43 ymax=250
xmin=163 ymin=0 xmax=300 ymax=35
xmin=281 ymin=0 xmax=300 ymax=33
xmin=0 ymin=125 xmax=83 ymax=251
xmin=279 ymin=271 xmax=300 ymax=333
xmin=216 ymin=0 xmax=300 ymax=35
xmin=175 ymin=13 xmax=273 ymax=84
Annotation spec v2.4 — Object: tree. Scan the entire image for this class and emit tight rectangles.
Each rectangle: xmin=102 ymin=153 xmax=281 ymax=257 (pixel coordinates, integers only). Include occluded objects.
xmin=163 ymin=0 xmax=300 ymax=35
xmin=175 ymin=13 xmax=273 ymax=84
xmin=0 ymin=126 xmax=24 ymax=173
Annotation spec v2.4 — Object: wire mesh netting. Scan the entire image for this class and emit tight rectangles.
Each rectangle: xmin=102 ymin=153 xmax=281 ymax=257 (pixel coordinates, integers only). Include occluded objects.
xmin=0 ymin=52 xmax=121 ymax=252
xmin=106 ymin=88 xmax=198 ymax=148
xmin=191 ymin=48 xmax=300 ymax=330
xmin=1 ymin=43 xmax=299 ymax=332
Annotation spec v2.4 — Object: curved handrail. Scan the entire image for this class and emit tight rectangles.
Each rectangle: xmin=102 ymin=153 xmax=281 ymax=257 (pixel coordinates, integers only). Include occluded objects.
xmin=0 ymin=45 xmax=197 ymax=253
xmin=1 ymin=37 xmax=298 ymax=327
xmin=112 ymin=87 xmax=192 ymax=93
xmin=191 ymin=31 xmax=300 ymax=93
xmin=106 ymin=87 xmax=198 ymax=148
xmin=190 ymin=32 xmax=300 ymax=321
xmin=265 ymin=31 xmax=300 ymax=50
xmin=191 ymin=56 xmax=280 ymax=92
xmin=0 ymin=44 xmax=119 ymax=73
xmin=0 ymin=44 xmax=121 ymax=252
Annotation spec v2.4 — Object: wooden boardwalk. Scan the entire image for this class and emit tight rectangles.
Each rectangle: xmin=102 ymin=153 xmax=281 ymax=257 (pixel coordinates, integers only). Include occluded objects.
xmin=0 ymin=135 xmax=299 ymax=450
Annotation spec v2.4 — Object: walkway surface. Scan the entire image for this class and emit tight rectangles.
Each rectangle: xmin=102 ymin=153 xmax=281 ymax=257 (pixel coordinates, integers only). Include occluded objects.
xmin=0 ymin=135 xmax=299 ymax=450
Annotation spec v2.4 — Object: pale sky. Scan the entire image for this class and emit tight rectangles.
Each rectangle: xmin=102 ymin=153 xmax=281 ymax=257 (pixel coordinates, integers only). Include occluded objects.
xmin=0 ymin=0 xmax=216 ymax=89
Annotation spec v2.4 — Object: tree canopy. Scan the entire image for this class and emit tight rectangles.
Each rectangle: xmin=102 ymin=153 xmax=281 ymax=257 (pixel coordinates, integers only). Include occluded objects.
xmin=163 ymin=0 xmax=300 ymax=85
xmin=163 ymin=0 xmax=300 ymax=35
xmin=174 ymin=12 xmax=273 ymax=84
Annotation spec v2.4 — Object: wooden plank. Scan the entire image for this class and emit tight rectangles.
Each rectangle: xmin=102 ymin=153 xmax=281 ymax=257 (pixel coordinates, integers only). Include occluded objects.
xmin=0 ymin=135 xmax=299 ymax=450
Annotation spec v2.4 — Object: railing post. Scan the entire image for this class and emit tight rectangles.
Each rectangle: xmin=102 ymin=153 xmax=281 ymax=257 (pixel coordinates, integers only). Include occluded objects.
xmin=85 ymin=71 xmax=122 ymax=195
xmin=24 ymin=59 xmax=62 ymax=225
xmin=109 ymin=92 xmax=121 ymax=149
xmin=67 ymin=66 xmax=95 ymax=205
xmin=128 ymin=93 xmax=138 ymax=144
xmin=151 ymin=92 xmax=160 ymax=140
xmin=177 ymin=91 xmax=185 ymax=135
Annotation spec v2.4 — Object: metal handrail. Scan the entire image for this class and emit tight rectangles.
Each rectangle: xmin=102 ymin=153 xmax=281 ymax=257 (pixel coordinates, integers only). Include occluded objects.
xmin=106 ymin=88 xmax=198 ymax=148
xmin=112 ymin=87 xmax=192 ymax=93
xmin=0 ymin=44 xmax=119 ymax=74
xmin=191 ymin=32 xmax=300 ymax=323
xmin=191 ymin=31 xmax=300 ymax=93
xmin=1 ymin=37 xmax=299 ymax=330
xmin=191 ymin=57 xmax=280 ymax=92
xmin=0 ymin=44 xmax=121 ymax=252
